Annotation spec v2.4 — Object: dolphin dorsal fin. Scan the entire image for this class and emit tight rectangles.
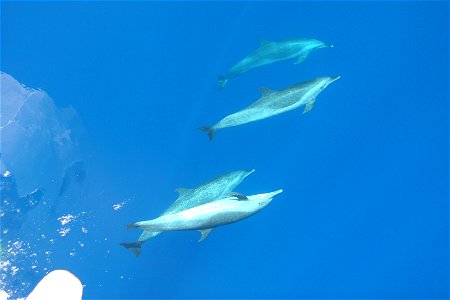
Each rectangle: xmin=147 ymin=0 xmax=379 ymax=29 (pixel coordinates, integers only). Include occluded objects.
xmin=175 ymin=188 xmax=191 ymax=196
xmin=227 ymin=192 xmax=248 ymax=200
xmin=198 ymin=229 xmax=213 ymax=242
xmin=258 ymin=38 xmax=272 ymax=46
xmin=260 ymin=87 xmax=275 ymax=96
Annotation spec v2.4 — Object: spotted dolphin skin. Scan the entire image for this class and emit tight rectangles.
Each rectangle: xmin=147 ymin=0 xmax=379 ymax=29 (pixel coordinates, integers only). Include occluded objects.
xmin=128 ymin=190 xmax=283 ymax=242
xmin=201 ymin=76 xmax=340 ymax=141
xmin=120 ymin=169 xmax=255 ymax=255
xmin=218 ymin=38 xmax=333 ymax=89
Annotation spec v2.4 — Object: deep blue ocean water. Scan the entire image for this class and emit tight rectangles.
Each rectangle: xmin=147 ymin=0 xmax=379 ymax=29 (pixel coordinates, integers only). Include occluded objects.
xmin=1 ymin=1 xmax=449 ymax=299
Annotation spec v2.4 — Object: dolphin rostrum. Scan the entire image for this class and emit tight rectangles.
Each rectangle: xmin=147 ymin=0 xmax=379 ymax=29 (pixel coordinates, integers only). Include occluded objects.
xmin=201 ymin=76 xmax=340 ymax=141
xmin=128 ymin=190 xmax=283 ymax=242
xmin=120 ymin=169 xmax=255 ymax=255
xmin=218 ymin=38 xmax=333 ymax=89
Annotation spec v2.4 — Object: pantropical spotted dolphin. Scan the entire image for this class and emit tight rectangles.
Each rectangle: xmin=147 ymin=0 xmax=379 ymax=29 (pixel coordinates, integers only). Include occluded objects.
xmin=218 ymin=38 xmax=333 ymax=89
xmin=201 ymin=76 xmax=340 ymax=141
xmin=120 ymin=169 xmax=255 ymax=255
xmin=128 ymin=190 xmax=283 ymax=242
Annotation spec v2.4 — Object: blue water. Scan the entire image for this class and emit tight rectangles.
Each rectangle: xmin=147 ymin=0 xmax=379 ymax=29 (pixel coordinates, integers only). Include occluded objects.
xmin=1 ymin=1 xmax=448 ymax=299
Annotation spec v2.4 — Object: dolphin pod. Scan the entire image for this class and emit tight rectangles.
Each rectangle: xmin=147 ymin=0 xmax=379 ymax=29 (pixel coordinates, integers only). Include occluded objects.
xmin=121 ymin=169 xmax=255 ymax=255
xmin=124 ymin=37 xmax=338 ymax=256
xmin=200 ymin=76 xmax=340 ymax=141
xmin=218 ymin=38 xmax=333 ymax=89
xmin=128 ymin=190 xmax=283 ymax=242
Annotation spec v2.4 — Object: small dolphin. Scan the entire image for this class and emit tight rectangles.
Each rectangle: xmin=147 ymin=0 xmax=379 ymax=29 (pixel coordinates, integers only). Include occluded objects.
xmin=128 ymin=190 xmax=283 ymax=242
xmin=201 ymin=76 xmax=340 ymax=141
xmin=218 ymin=38 xmax=333 ymax=89
xmin=120 ymin=169 xmax=255 ymax=255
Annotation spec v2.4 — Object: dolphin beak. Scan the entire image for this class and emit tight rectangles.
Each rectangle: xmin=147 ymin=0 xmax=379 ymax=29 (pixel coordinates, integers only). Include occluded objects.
xmin=266 ymin=189 xmax=283 ymax=199
xmin=244 ymin=169 xmax=256 ymax=178
xmin=330 ymin=76 xmax=340 ymax=83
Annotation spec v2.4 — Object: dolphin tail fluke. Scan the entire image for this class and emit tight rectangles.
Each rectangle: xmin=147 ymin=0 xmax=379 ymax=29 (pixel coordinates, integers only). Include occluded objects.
xmin=127 ymin=223 xmax=139 ymax=229
xmin=199 ymin=126 xmax=215 ymax=141
xmin=217 ymin=76 xmax=228 ymax=90
xmin=120 ymin=241 xmax=143 ymax=256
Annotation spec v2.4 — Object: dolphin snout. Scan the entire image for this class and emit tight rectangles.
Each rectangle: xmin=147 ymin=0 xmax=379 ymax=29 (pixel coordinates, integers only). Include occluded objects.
xmin=245 ymin=169 xmax=256 ymax=176
xmin=266 ymin=189 xmax=283 ymax=199
xmin=330 ymin=76 xmax=340 ymax=83
xmin=316 ymin=43 xmax=333 ymax=50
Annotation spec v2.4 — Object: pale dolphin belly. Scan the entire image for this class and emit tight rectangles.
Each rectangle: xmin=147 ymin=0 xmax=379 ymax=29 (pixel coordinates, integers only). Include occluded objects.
xmin=215 ymin=108 xmax=279 ymax=129
xmin=137 ymin=207 xmax=253 ymax=232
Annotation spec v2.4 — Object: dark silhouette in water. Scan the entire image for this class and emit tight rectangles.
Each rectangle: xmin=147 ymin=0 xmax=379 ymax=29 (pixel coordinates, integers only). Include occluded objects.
xmin=58 ymin=161 xmax=86 ymax=197
xmin=49 ymin=160 xmax=86 ymax=216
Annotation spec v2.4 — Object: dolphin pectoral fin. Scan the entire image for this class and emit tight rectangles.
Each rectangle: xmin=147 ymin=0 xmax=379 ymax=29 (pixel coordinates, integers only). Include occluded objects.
xmin=294 ymin=53 xmax=308 ymax=65
xmin=303 ymin=98 xmax=316 ymax=114
xmin=260 ymin=87 xmax=275 ymax=97
xmin=227 ymin=192 xmax=248 ymax=200
xmin=217 ymin=75 xmax=228 ymax=90
xmin=127 ymin=223 xmax=139 ymax=229
xmin=198 ymin=229 xmax=213 ymax=242
xmin=199 ymin=126 xmax=216 ymax=141
xmin=175 ymin=188 xmax=191 ymax=196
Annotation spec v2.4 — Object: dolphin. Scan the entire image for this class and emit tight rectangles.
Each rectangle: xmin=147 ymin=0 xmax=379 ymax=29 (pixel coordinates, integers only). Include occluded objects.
xmin=120 ymin=169 xmax=255 ymax=255
xmin=128 ymin=190 xmax=283 ymax=242
xmin=201 ymin=76 xmax=340 ymax=141
xmin=218 ymin=38 xmax=333 ymax=89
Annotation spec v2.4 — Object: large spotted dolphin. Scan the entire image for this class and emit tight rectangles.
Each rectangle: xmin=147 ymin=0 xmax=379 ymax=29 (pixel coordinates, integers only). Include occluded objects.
xmin=201 ymin=76 xmax=340 ymax=141
xmin=218 ymin=38 xmax=333 ymax=89
xmin=128 ymin=190 xmax=283 ymax=242
xmin=120 ymin=169 xmax=255 ymax=255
